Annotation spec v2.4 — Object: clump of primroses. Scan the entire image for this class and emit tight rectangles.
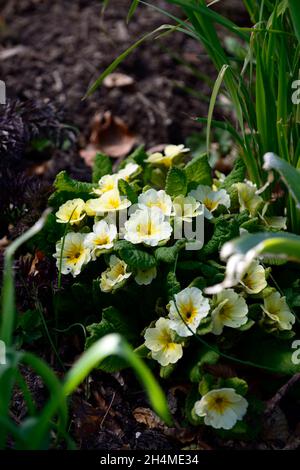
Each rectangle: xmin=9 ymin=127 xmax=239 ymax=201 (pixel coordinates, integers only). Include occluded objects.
xmin=52 ymin=144 xmax=295 ymax=431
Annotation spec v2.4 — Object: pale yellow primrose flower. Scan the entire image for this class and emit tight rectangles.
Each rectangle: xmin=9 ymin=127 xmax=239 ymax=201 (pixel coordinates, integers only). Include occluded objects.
xmin=144 ymin=317 xmax=183 ymax=366
xmin=168 ymin=287 xmax=210 ymax=337
xmin=54 ymin=232 xmax=91 ymax=277
xmin=135 ymin=266 xmax=157 ymax=286
xmin=117 ymin=162 xmax=140 ymax=181
xmin=146 ymin=144 xmax=190 ymax=167
xmin=211 ymin=289 xmax=248 ymax=335
xmin=92 ymin=174 xmax=119 ymax=196
xmin=85 ymin=189 xmax=131 ymax=216
xmin=93 ymin=164 xmax=139 ymax=197
xmin=84 ymin=220 xmax=117 ymax=260
xmin=55 ymin=198 xmax=86 ymax=225
xmin=172 ymin=195 xmax=201 ymax=222
xmin=100 ymin=255 xmax=131 ymax=293
xmin=234 ymin=180 xmax=263 ymax=217
xmin=193 ymin=388 xmax=248 ymax=430
xmin=240 ymin=260 xmax=267 ymax=294
xmin=138 ymin=189 xmax=173 ymax=216
xmin=262 ymin=291 xmax=295 ymax=331
xmin=124 ymin=207 xmax=172 ymax=247
xmin=189 ymin=185 xmax=230 ymax=219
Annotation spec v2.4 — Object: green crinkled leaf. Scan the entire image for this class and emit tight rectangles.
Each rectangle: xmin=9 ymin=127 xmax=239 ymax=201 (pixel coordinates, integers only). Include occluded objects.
xmin=155 ymin=240 xmax=186 ymax=263
xmin=165 ymin=167 xmax=187 ymax=197
xmin=198 ymin=373 xmax=215 ymax=396
xmin=166 ymin=270 xmax=181 ymax=300
xmin=160 ymin=363 xmax=177 ymax=379
xmin=16 ymin=309 xmax=43 ymax=345
xmin=149 ymin=167 xmax=166 ymax=188
xmin=119 ymin=145 xmax=147 ymax=167
xmin=189 ymin=346 xmax=219 ymax=383
xmin=53 ymin=171 xmax=95 ymax=194
xmin=92 ymin=153 xmax=112 ymax=183
xmin=119 ymin=247 xmax=156 ymax=269
xmin=118 ymin=179 xmax=138 ymax=203
xmin=188 ymin=276 xmax=207 ymax=290
xmin=85 ymin=320 xmax=112 ymax=349
xmin=200 ymin=213 xmax=248 ymax=258
xmin=220 ymin=157 xmax=246 ymax=190
xmin=114 ymin=240 xmax=134 ymax=251
xmin=85 ymin=306 xmax=138 ymax=372
xmin=185 ymin=153 xmax=212 ymax=187
xmin=221 ymin=377 xmax=248 ymax=396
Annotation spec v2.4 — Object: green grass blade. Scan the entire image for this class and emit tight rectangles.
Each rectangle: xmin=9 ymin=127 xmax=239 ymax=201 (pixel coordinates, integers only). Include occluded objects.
xmin=206 ymin=64 xmax=229 ymax=164
xmin=84 ymin=25 xmax=172 ymax=98
xmin=264 ymin=152 xmax=300 ymax=208
xmin=127 ymin=0 xmax=139 ymax=23
xmin=166 ymin=0 xmax=250 ymax=41
xmin=289 ymin=0 xmax=300 ymax=43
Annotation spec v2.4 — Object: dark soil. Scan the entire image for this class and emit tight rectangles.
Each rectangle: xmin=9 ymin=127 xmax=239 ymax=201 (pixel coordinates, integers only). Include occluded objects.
xmin=1 ymin=0 xmax=248 ymax=155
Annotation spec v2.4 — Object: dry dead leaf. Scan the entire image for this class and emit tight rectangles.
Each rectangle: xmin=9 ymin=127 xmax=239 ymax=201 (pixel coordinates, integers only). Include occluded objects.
xmin=28 ymin=161 xmax=51 ymax=176
xmin=133 ymin=406 xmax=198 ymax=445
xmin=0 ymin=236 xmax=10 ymax=250
xmin=80 ymin=111 xmax=136 ymax=165
xmin=133 ymin=407 xmax=164 ymax=430
xmin=28 ymin=250 xmax=45 ymax=276
xmin=103 ymin=72 xmax=134 ymax=88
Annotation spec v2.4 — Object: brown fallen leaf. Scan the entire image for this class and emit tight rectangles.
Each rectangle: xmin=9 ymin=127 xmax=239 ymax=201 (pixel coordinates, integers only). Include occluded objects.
xmin=103 ymin=72 xmax=134 ymax=88
xmin=133 ymin=407 xmax=164 ymax=430
xmin=80 ymin=111 xmax=136 ymax=165
xmin=0 ymin=236 xmax=10 ymax=250
xmin=28 ymin=250 xmax=45 ymax=276
xmin=133 ymin=406 xmax=198 ymax=445
xmin=27 ymin=161 xmax=52 ymax=176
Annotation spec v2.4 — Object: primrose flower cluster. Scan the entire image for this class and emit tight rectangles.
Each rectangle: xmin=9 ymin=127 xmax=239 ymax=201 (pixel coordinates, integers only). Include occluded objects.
xmin=143 ymin=261 xmax=295 ymax=430
xmin=50 ymin=144 xmax=294 ymax=433
xmin=54 ymin=145 xmax=208 ymax=288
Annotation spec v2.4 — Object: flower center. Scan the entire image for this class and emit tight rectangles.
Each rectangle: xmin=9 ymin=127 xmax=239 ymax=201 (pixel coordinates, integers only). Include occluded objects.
xmin=203 ymin=197 xmax=218 ymax=211
xmin=180 ymin=301 xmax=197 ymax=322
xmin=111 ymin=263 xmax=125 ymax=278
xmin=208 ymin=396 xmax=230 ymax=414
xmin=108 ymin=197 xmax=121 ymax=209
xmin=138 ymin=221 xmax=157 ymax=236
xmin=94 ymin=235 xmax=110 ymax=246
xmin=66 ymin=247 xmax=83 ymax=263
